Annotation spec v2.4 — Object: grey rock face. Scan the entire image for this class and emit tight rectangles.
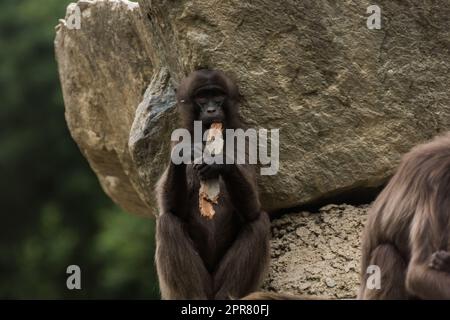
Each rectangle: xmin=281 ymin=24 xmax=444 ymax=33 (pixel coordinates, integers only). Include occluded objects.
xmin=56 ymin=0 xmax=450 ymax=215
xmin=55 ymin=0 xmax=154 ymax=215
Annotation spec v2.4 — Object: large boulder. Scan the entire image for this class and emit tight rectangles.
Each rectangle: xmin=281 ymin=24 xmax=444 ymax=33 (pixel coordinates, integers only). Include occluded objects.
xmin=56 ymin=0 xmax=450 ymax=215
xmin=55 ymin=0 xmax=154 ymax=216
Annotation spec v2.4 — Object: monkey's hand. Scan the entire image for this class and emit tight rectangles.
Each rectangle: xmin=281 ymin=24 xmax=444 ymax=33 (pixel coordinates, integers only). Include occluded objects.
xmin=429 ymin=250 xmax=450 ymax=273
xmin=194 ymin=162 xmax=229 ymax=180
xmin=171 ymin=141 xmax=203 ymax=166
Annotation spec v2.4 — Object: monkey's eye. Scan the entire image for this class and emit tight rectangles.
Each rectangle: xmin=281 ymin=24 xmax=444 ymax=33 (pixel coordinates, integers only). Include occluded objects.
xmin=195 ymin=97 xmax=208 ymax=105
xmin=214 ymin=96 xmax=225 ymax=105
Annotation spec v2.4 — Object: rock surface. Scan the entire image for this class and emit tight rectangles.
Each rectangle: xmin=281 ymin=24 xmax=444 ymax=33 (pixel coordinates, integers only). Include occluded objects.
xmin=55 ymin=0 xmax=155 ymax=215
xmin=56 ymin=0 xmax=450 ymax=215
xmin=263 ymin=204 xmax=368 ymax=299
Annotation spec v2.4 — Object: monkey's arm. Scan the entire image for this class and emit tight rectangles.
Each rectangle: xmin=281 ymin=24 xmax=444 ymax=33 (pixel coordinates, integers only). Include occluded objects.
xmin=157 ymin=162 xmax=189 ymax=219
xmin=406 ymin=223 xmax=450 ymax=299
xmin=405 ymin=176 xmax=450 ymax=300
xmin=406 ymin=261 xmax=450 ymax=299
xmin=193 ymin=151 xmax=261 ymax=220
xmin=222 ymin=164 xmax=261 ymax=221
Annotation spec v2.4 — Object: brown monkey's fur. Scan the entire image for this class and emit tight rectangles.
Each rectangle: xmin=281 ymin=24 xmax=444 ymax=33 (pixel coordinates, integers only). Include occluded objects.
xmin=359 ymin=132 xmax=450 ymax=299
xmin=155 ymin=70 xmax=270 ymax=300
xmin=242 ymin=292 xmax=326 ymax=300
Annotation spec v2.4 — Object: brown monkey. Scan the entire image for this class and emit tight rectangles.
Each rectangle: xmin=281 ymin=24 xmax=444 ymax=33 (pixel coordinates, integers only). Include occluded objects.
xmin=242 ymin=291 xmax=326 ymax=300
xmin=155 ymin=69 xmax=270 ymax=300
xmin=359 ymin=133 xmax=450 ymax=300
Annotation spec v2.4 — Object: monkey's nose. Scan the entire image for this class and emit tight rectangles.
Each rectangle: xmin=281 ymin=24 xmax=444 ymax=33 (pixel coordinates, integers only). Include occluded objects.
xmin=207 ymin=107 xmax=217 ymax=113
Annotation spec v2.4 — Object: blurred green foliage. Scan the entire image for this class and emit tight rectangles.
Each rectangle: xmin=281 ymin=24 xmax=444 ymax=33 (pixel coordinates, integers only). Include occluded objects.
xmin=0 ymin=0 xmax=159 ymax=299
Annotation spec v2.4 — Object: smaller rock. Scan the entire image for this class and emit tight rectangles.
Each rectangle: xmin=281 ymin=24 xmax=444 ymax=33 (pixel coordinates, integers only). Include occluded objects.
xmin=325 ymin=278 xmax=336 ymax=288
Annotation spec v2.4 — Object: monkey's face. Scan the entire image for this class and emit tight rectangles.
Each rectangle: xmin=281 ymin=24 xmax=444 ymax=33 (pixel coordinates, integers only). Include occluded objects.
xmin=177 ymin=69 xmax=240 ymax=131
xmin=193 ymin=87 xmax=226 ymax=127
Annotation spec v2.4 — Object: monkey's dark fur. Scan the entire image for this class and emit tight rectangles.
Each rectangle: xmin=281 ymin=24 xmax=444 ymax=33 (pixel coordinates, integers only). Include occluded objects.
xmin=155 ymin=70 xmax=270 ymax=300
xmin=359 ymin=133 xmax=450 ymax=299
xmin=242 ymin=291 xmax=325 ymax=300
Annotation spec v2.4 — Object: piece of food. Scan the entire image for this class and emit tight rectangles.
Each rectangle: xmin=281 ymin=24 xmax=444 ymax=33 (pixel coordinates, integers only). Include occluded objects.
xmin=199 ymin=181 xmax=220 ymax=219
xmin=199 ymin=123 xmax=223 ymax=219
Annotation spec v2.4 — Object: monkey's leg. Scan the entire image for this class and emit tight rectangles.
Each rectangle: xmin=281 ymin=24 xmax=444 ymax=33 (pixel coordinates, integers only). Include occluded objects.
xmin=360 ymin=244 xmax=408 ymax=299
xmin=213 ymin=212 xmax=271 ymax=299
xmin=242 ymin=291 xmax=324 ymax=300
xmin=157 ymin=163 xmax=190 ymax=219
xmin=155 ymin=213 xmax=212 ymax=299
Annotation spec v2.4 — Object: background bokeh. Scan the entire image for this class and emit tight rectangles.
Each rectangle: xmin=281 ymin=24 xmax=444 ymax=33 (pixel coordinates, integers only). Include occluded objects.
xmin=0 ymin=0 xmax=159 ymax=299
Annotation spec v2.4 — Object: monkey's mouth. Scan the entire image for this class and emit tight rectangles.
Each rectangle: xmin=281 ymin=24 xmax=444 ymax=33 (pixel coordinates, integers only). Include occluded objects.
xmin=202 ymin=117 xmax=224 ymax=127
